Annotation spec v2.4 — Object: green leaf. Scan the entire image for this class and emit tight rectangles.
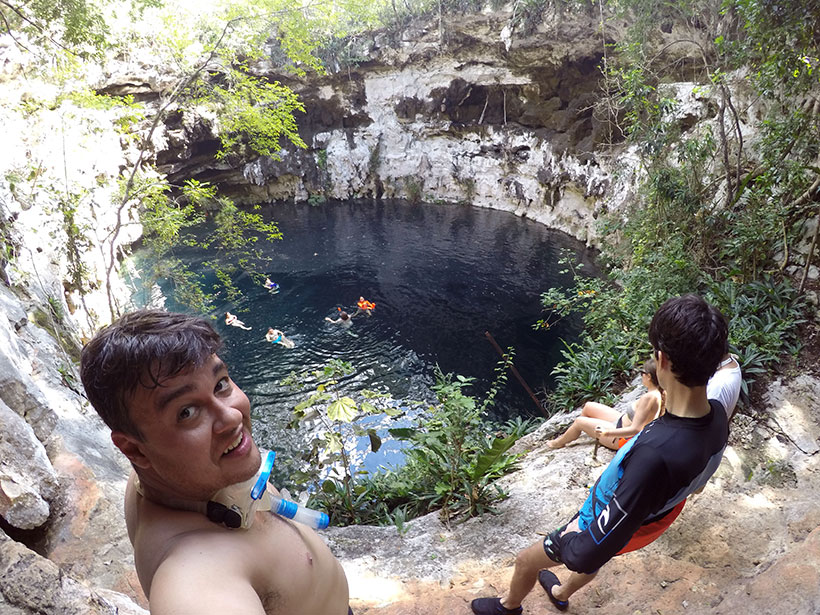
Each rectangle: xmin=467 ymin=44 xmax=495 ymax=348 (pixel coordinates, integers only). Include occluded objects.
xmin=360 ymin=401 xmax=378 ymax=414
xmin=368 ymin=429 xmax=382 ymax=453
xmin=388 ymin=427 xmax=416 ymax=439
xmin=328 ymin=397 xmax=357 ymax=422
xmin=294 ymin=391 xmax=330 ymax=412
xmin=325 ymin=431 xmax=343 ymax=453
xmin=470 ymin=435 xmax=518 ymax=482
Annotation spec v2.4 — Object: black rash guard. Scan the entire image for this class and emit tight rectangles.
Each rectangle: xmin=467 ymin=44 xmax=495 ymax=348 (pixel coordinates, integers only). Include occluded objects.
xmin=551 ymin=400 xmax=728 ymax=574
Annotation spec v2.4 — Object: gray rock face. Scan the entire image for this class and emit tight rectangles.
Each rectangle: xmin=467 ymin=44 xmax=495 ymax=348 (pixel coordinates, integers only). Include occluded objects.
xmin=0 ymin=295 xmax=58 ymax=442
xmin=0 ymin=398 xmax=57 ymax=529
xmin=0 ymin=288 xmax=143 ymax=610
xmin=153 ymin=10 xmax=615 ymax=244
xmin=0 ymin=531 xmax=147 ymax=615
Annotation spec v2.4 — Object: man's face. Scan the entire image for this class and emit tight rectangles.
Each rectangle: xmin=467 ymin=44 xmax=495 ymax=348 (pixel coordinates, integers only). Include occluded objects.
xmin=124 ymin=354 xmax=260 ymax=500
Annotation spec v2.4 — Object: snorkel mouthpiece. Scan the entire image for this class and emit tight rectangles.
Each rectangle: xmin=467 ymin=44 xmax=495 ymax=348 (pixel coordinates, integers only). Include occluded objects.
xmin=208 ymin=450 xmax=330 ymax=530
xmin=208 ymin=450 xmax=276 ymax=530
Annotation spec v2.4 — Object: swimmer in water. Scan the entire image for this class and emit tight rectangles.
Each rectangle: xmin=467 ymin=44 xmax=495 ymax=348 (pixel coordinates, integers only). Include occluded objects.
xmin=264 ymin=278 xmax=280 ymax=293
xmin=325 ymin=310 xmax=352 ymax=328
xmin=354 ymin=296 xmax=376 ymax=317
xmin=265 ymin=327 xmax=294 ymax=349
xmin=225 ymin=312 xmax=252 ymax=330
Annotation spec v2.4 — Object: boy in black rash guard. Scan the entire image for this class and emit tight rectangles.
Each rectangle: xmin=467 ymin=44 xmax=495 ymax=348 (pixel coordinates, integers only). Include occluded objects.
xmin=471 ymin=294 xmax=730 ymax=615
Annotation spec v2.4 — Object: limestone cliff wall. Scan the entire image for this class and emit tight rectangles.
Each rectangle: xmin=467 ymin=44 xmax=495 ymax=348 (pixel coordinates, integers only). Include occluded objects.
xmin=154 ymin=10 xmax=617 ymax=244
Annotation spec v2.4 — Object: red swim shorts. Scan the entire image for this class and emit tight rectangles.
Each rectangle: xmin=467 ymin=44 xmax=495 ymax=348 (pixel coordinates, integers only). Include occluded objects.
xmin=616 ymin=499 xmax=686 ymax=555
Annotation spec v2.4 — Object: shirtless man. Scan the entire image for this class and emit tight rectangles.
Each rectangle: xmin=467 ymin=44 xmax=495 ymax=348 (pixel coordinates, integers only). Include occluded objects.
xmin=80 ymin=309 xmax=349 ymax=614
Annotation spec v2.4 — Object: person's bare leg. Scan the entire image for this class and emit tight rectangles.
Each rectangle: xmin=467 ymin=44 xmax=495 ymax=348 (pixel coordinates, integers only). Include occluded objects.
xmin=580 ymin=401 xmax=621 ymax=422
xmin=547 ymin=418 xmax=584 ymax=449
xmin=551 ymin=570 xmax=598 ymax=602
xmin=501 ymin=541 xmax=559 ymax=609
xmin=549 ymin=417 xmax=615 ymax=449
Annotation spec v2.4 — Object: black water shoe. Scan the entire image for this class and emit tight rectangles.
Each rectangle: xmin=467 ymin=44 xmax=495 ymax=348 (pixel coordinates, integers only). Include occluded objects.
xmin=470 ymin=597 xmax=523 ymax=615
xmin=538 ymin=569 xmax=569 ymax=611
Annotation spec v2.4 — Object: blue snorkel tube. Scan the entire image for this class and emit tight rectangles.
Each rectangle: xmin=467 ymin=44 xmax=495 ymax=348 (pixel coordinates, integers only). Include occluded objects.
xmin=252 ymin=450 xmax=330 ymax=530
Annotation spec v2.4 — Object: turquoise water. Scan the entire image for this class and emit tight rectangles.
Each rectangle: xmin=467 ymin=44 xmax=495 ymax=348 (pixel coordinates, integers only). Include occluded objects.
xmin=143 ymin=199 xmax=594 ymax=485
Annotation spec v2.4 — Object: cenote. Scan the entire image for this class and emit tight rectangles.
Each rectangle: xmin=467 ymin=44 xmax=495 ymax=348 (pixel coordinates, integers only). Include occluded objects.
xmin=141 ymin=199 xmax=596 ymax=484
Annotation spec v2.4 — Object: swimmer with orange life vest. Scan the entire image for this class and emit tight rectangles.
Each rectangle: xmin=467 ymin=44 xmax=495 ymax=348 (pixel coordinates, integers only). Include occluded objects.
xmin=355 ymin=296 xmax=376 ymax=317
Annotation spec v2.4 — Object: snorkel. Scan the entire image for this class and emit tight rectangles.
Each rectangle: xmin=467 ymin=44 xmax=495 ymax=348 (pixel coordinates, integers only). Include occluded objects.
xmin=207 ymin=450 xmax=329 ymax=530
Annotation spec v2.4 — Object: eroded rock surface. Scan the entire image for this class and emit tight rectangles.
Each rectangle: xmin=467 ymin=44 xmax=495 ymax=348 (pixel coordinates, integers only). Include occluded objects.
xmin=329 ymin=376 xmax=820 ymax=615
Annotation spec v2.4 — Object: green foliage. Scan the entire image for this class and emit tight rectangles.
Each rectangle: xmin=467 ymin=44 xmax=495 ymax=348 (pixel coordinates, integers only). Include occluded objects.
xmin=316 ymin=148 xmax=328 ymax=171
xmin=283 ymin=359 xmax=401 ymax=523
xmin=134 ymin=177 xmax=281 ymax=313
xmin=364 ymin=369 xmax=532 ymax=523
xmin=56 ymin=190 xmax=94 ymax=295
xmin=404 ymin=176 xmax=423 ymax=204
xmin=539 ymin=0 xmax=817 ymax=413
xmin=727 ymin=0 xmax=820 ymax=96
xmin=283 ymin=353 xmax=534 ymax=527
xmin=0 ymin=214 xmax=17 ymax=280
xmin=208 ymin=70 xmax=307 ymax=160
xmin=0 ymin=0 xmax=109 ymax=59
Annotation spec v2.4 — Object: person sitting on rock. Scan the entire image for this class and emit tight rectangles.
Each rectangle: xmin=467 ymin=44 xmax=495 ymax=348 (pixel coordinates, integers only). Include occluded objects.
xmin=707 ymin=352 xmax=742 ymax=421
xmin=470 ymin=294 xmax=730 ymax=615
xmin=265 ymin=327 xmax=294 ymax=349
xmin=225 ymin=311 xmax=252 ymax=330
xmin=547 ymin=358 xmax=663 ymax=451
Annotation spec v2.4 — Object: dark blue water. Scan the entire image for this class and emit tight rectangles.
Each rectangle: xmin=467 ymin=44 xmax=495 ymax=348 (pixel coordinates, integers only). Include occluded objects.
xmin=142 ymin=200 xmax=595 ymax=482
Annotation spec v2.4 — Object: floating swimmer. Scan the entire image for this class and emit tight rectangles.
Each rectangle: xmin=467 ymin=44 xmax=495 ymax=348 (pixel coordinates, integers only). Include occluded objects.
xmin=325 ymin=309 xmax=352 ymax=328
xmin=355 ymin=296 xmax=376 ymax=317
xmin=225 ymin=311 xmax=252 ymax=330
xmin=265 ymin=327 xmax=294 ymax=348
xmin=264 ymin=278 xmax=279 ymax=293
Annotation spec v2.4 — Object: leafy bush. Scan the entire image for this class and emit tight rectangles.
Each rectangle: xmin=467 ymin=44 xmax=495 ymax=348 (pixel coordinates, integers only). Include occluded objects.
xmin=287 ymin=357 xmax=536 ymax=527
xmin=537 ymin=0 xmax=816 ymax=414
xmin=350 ymin=369 xmax=536 ymax=525
xmin=282 ymin=359 xmax=403 ymax=523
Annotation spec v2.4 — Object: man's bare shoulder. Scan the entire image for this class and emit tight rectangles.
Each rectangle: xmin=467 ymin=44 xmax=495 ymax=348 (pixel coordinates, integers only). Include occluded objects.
xmin=150 ymin=532 xmax=266 ymax=615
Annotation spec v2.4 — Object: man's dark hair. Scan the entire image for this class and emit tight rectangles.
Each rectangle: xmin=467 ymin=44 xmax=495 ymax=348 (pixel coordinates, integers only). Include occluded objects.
xmin=648 ymin=294 xmax=728 ymax=387
xmin=80 ymin=309 xmax=222 ymax=438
